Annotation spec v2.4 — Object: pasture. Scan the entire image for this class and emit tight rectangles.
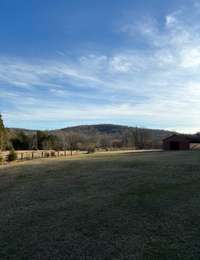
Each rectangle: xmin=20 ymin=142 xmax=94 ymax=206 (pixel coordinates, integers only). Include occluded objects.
xmin=1 ymin=151 xmax=200 ymax=259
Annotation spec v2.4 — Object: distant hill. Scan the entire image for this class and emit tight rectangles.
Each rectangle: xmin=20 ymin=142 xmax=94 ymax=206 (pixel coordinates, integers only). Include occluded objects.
xmin=61 ymin=124 xmax=130 ymax=134
xmin=8 ymin=128 xmax=37 ymax=135
xmin=57 ymin=123 xmax=171 ymax=136
xmin=8 ymin=124 xmax=175 ymax=149
xmin=52 ymin=124 xmax=174 ymax=147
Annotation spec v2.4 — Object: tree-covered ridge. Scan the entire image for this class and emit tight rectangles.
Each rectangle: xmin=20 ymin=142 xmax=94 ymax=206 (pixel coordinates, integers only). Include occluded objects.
xmin=6 ymin=124 xmax=174 ymax=151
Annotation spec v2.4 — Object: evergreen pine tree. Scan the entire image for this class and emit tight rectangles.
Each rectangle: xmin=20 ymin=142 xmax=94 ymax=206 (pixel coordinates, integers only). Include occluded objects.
xmin=0 ymin=114 xmax=7 ymax=151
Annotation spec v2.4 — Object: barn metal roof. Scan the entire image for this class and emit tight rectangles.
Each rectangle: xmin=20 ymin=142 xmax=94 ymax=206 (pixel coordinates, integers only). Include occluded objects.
xmin=163 ymin=134 xmax=200 ymax=143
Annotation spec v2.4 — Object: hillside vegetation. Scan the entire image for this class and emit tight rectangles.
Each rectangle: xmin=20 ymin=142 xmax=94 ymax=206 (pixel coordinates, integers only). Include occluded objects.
xmin=7 ymin=124 xmax=173 ymax=151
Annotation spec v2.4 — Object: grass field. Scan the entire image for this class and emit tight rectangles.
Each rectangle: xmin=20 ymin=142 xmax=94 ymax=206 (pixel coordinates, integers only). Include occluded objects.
xmin=1 ymin=151 xmax=200 ymax=259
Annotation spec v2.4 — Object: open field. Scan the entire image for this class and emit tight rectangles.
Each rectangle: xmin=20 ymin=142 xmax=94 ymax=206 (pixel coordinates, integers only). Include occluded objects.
xmin=1 ymin=151 xmax=200 ymax=259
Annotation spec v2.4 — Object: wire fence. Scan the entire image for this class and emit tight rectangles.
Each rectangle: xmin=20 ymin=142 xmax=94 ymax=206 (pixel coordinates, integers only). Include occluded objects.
xmin=1 ymin=150 xmax=85 ymax=162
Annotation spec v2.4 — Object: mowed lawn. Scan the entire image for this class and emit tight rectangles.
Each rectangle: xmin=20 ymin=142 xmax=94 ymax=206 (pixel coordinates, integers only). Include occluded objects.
xmin=1 ymin=152 xmax=200 ymax=259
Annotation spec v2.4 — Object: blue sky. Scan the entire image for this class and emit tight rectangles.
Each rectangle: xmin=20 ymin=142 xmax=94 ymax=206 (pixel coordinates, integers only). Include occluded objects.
xmin=0 ymin=0 xmax=200 ymax=132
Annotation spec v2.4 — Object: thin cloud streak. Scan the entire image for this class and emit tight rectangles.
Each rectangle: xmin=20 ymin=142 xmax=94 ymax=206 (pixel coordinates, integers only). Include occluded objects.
xmin=1 ymin=2 xmax=200 ymax=132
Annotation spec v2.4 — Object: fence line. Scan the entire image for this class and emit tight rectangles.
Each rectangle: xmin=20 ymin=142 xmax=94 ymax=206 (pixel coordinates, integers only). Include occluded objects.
xmin=1 ymin=150 xmax=84 ymax=162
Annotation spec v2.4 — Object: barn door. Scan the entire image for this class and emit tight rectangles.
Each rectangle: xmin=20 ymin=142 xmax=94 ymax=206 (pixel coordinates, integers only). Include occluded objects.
xmin=170 ymin=141 xmax=180 ymax=150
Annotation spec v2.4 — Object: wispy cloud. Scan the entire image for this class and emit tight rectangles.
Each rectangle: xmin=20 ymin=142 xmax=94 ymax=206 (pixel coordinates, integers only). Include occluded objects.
xmin=1 ymin=2 xmax=200 ymax=132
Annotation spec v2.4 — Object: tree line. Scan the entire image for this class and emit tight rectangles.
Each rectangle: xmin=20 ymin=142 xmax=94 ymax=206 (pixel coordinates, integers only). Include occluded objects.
xmin=0 ymin=114 xmax=163 ymax=154
xmin=0 ymin=114 xmax=7 ymax=151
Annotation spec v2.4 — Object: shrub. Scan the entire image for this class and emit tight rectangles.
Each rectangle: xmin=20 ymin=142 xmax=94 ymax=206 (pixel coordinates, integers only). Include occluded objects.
xmin=45 ymin=152 xmax=50 ymax=158
xmin=0 ymin=152 xmax=3 ymax=164
xmin=87 ymin=145 xmax=96 ymax=154
xmin=51 ymin=151 xmax=55 ymax=157
xmin=8 ymin=148 xmax=17 ymax=162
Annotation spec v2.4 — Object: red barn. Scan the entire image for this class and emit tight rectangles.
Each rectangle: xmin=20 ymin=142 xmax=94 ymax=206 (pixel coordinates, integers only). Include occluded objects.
xmin=163 ymin=134 xmax=200 ymax=151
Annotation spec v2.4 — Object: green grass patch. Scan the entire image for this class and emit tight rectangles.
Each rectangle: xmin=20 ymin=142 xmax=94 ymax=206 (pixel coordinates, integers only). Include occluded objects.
xmin=1 ymin=151 xmax=200 ymax=259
